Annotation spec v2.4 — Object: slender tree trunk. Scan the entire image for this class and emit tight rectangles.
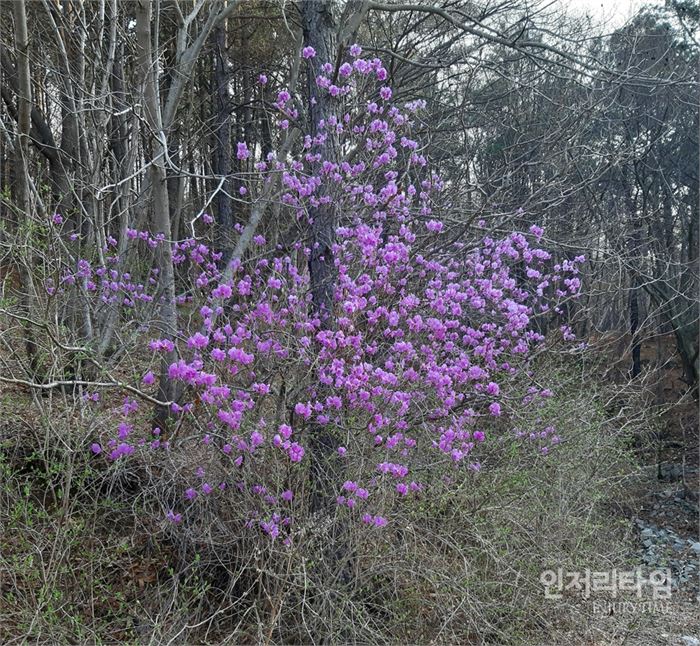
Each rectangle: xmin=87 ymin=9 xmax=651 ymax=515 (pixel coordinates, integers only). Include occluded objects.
xmin=302 ymin=1 xmax=337 ymax=330
xmin=98 ymin=45 xmax=134 ymax=358
xmin=0 ymin=43 xmax=73 ymax=217
xmin=300 ymin=0 xmax=341 ymax=518
xmin=212 ymin=23 xmax=234 ymax=260
xmin=136 ymin=0 xmax=178 ymax=429
xmin=630 ymin=274 xmax=642 ymax=379
xmin=12 ymin=0 xmax=39 ymax=379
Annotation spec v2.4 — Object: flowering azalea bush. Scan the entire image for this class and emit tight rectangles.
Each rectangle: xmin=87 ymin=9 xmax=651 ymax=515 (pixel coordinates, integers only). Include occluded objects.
xmin=52 ymin=47 xmax=583 ymax=543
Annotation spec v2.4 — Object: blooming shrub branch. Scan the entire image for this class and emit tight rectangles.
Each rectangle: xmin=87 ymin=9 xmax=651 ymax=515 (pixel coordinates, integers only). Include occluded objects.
xmin=51 ymin=46 xmax=583 ymax=542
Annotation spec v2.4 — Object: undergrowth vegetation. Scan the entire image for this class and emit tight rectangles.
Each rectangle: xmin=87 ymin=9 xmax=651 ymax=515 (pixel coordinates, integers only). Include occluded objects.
xmin=0 ymin=349 xmax=647 ymax=644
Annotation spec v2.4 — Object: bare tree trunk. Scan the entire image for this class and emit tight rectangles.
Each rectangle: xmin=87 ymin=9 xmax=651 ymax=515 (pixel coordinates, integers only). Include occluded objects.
xmin=12 ymin=0 xmax=39 ymax=379
xmin=302 ymin=0 xmax=337 ymax=330
xmin=98 ymin=42 xmax=135 ymax=358
xmin=212 ymin=23 xmax=234 ymax=260
xmin=300 ymin=0 xmax=341 ymax=519
xmin=0 ymin=43 xmax=70 ymax=224
xmin=629 ymin=274 xmax=642 ymax=379
xmin=136 ymin=0 xmax=179 ymax=429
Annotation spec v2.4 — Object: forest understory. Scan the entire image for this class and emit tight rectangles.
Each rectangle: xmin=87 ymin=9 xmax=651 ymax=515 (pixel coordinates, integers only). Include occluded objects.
xmin=0 ymin=332 xmax=697 ymax=645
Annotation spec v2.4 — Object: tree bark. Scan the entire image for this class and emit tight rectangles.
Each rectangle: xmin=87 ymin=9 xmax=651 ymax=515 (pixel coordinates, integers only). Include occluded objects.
xmin=212 ymin=23 xmax=234 ymax=260
xmin=11 ymin=0 xmax=40 ymax=379
xmin=135 ymin=0 xmax=179 ymax=429
xmin=300 ymin=0 xmax=341 ymax=519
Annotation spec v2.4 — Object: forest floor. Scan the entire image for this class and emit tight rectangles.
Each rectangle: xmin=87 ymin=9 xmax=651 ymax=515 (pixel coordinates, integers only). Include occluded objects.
xmin=546 ymin=336 xmax=699 ymax=646
xmin=0 ymin=332 xmax=697 ymax=645
xmin=543 ymin=457 xmax=699 ymax=646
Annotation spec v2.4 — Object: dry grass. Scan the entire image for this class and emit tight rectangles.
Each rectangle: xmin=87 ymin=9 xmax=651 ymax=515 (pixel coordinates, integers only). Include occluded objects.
xmin=0 ymin=343 xmax=661 ymax=645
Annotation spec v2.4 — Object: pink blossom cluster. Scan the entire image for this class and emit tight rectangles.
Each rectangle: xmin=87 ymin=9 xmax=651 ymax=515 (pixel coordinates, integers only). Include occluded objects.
xmin=44 ymin=232 xmax=166 ymax=307
xmin=82 ymin=48 xmax=583 ymax=542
